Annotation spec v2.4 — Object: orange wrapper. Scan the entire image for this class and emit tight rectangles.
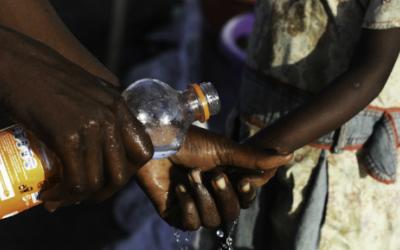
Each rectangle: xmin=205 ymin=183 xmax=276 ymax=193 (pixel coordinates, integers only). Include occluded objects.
xmin=0 ymin=125 xmax=54 ymax=219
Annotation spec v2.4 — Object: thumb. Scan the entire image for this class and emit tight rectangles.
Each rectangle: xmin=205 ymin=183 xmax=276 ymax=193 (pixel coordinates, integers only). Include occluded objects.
xmin=221 ymin=143 xmax=292 ymax=171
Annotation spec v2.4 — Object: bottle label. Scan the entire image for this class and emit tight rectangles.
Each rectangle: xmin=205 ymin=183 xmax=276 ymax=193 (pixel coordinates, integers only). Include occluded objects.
xmin=0 ymin=125 xmax=47 ymax=219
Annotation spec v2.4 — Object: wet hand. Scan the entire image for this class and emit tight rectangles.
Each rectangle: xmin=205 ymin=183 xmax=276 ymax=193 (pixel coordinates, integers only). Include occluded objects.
xmin=0 ymin=27 xmax=154 ymax=209
xmin=170 ymin=126 xmax=291 ymax=172
xmin=137 ymin=126 xmax=291 ymax=230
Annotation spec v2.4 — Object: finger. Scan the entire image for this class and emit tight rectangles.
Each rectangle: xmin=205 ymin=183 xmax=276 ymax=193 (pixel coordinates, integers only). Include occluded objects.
xmin=210 ymin=173 xmax=240 ymax=222
xmin=40 ymin=134 xmax=86 ymax=202
xmin=223 ymin=144 xmax=292 ymax=171
xmin=43 ymin=195 xmax=83 ymax=213
xmin=188 ymin=169 xmax=221 ymax=228
xmin=82 ymin=123 xmax=104 ymax=194
xmin=116 ymin=100 xmax=153 ymax=168
xmin=39 ymin=183 xmax=68 ymax=204
xmin=95 ymin=119 xmax=129 ymax=200
xmin=236 ymin=179 xmax=257 ymax=209
xmin=39 ymin=183 xmax=64 ymax=202
xmin=105 ymin=119 xmax=128 ymax=185
xmin=175 ymin=184 xmax=201 ymax=231
xmin=39 ymin=183 xmax=82 ymax=208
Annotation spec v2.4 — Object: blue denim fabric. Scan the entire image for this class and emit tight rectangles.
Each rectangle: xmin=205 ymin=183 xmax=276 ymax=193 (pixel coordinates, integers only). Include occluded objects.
xmin=233 ymin=68 xmax=400 ymax=250
xmin=358 ymin=113 xmax=399 ymax=182
xmin=294 ymin=151 xmax=328 ymax=250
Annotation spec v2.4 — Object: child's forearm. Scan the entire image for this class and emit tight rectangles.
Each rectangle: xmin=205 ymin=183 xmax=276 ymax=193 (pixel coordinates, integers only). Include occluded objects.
xmin=249 ymin=28 xmax=400 ymax=154
xmin=0 ymin=0 xmax=118 ymax=86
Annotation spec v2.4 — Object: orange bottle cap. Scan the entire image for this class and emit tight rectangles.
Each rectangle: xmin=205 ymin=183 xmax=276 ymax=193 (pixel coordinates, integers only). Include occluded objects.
xmin=191 ymin=83 xmax=210 ymax=122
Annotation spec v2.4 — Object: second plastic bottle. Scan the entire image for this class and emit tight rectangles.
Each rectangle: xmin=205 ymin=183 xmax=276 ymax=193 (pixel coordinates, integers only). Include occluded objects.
xmin=122 ymin=79 xmax=220 ymax=159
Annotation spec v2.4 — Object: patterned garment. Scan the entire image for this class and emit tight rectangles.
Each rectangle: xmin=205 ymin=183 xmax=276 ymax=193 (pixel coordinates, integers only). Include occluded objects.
xmin=237 ymin=0 xmax=400 ymax=250
xmin=242 ymin=125 xmax=400 ymax=250
xmin=247 ymin=0 xmax=400 ymax=105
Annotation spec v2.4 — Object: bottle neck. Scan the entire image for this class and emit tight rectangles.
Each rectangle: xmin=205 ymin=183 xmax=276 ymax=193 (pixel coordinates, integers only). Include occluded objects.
xmin=181 ymin=88 xmax=206 ymax=122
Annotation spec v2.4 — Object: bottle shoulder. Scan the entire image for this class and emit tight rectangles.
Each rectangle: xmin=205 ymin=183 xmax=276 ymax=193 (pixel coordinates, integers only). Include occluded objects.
xmin=123 ymin=79 xmax=192 ymax=127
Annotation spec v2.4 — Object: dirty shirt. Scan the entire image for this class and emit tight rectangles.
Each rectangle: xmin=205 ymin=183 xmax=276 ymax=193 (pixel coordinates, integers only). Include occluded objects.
xmin=235 ymin=0 xmax=400 ymax=250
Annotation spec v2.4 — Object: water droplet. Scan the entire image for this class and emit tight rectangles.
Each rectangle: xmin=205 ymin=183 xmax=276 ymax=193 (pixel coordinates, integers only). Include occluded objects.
xmin=216 ymin=229 xmax=225 ymax=238
xmin=173 ymin=228 xmax=193 ymax=250
xmin=226 ymin=237 xmax=233 ymax=246
xmin=216 ymin=220 xmax=238 ymax=249
xmin=173 ymin=229 xmax=181 ymax=243
xmin=184 ymin=236 xmax=191 ymax=242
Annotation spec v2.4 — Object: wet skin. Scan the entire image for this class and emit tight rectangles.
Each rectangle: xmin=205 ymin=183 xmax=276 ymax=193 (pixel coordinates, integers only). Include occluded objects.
xmin=0 ymin=24 xmax=290 ymax=223
xmin=0 ymin=0 xmax=153 ymax=207
xmin=137 ymin=126 xmax=291 ymax=230
xmin=0 ymin=26 xmax=153 ymax=207
xmin=0 ymin=0 xmax=292 ymax=227
xmin=138 ymin=28 xmax=400 ymax=230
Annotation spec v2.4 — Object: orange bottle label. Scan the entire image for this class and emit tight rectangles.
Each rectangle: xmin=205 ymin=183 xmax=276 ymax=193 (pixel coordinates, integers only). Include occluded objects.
xmin=0 ymin=125 xmax=49 ymax=219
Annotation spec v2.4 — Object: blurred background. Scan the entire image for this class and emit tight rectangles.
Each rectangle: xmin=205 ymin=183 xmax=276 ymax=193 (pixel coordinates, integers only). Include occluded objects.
xmin=0 ymin=0 xmax=255 ymax=249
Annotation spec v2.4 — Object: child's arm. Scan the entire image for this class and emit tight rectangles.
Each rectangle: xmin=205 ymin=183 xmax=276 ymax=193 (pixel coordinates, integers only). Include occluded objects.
xmin=249 ymin=28 xmax=400 ymax=154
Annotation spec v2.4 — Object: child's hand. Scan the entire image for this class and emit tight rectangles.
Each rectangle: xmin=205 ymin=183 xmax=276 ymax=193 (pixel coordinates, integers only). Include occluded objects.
xmin=170 ymin=126 xmax=291 ymax=172
xmin=136 ymin=126 xmax=291 ymax=230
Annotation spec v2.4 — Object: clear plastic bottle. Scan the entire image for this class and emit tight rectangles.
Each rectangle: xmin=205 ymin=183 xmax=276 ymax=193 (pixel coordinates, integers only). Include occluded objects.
xmin=0 ymin=78 xmax=219 ymax=220
xmin=122 ymin=79 xmax=221 ymax=159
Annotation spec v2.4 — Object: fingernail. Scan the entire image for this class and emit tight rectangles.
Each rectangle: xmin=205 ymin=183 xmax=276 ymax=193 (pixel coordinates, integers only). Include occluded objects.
xmin=214 ymin=175 xmax=226 ymax=190
xmin=176 ymin=185 xmax=186 ymax=193
xmin=240 ymin=182 xmax=251 ymax=193
xmin=190 ymin=169 xmax=202 ymax=184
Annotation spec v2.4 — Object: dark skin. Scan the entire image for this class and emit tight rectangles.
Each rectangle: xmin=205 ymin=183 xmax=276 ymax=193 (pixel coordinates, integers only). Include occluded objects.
xmin=0 ymin=25 xmax=153 ymax=206
xmin=0 ymin=0 xmax=289 ymax=226
xmin=140 ymin=28 xmax=400 ymax=230
xmin=3 ymin=0 xmax=397 ymax=233
xmin=136 ymin=126 xmax=290 ymax=230
xmin=0 ymin=0 xmax=154 ymax=206
xmin=43 ymin=125 xmax=289 ymax=228
xmin=249 ymin=28 xmax=400 ymax=154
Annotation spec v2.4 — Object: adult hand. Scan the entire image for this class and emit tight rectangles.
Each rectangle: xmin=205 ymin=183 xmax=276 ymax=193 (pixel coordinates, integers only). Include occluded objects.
xmin=0 ymin=26 xmax=153 ymax=208
xmin=136 ymin=126 xmax=291 ymax=230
